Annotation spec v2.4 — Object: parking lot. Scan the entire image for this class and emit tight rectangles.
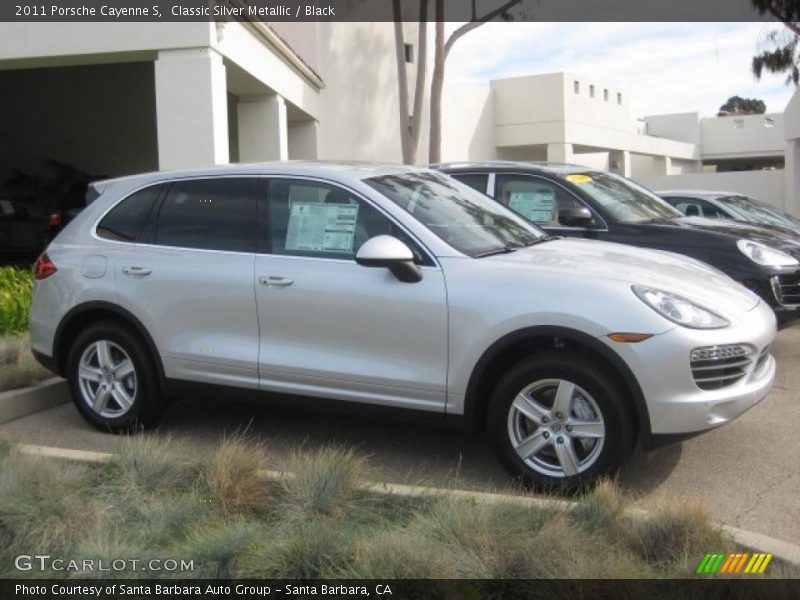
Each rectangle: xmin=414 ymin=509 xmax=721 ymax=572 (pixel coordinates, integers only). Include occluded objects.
xmin=1 ymin=324 xmax=798 ymax=544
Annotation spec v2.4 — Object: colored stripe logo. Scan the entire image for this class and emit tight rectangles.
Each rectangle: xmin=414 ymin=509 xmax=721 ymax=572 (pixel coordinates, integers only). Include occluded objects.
xmin=696 ymin=552 xmax=773 ymax=574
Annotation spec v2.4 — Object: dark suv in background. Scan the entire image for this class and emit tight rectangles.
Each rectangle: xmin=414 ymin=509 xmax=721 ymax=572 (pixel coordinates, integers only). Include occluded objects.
xmin=436 ymin=161 xmax=800 ymax=325
xmin=0 ymin=160 xmax=100 ymax=264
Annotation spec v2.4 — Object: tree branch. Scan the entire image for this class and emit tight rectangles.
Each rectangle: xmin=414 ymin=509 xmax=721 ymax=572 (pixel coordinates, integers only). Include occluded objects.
xmin=763 ymin=2 xmax=800 ymax=37
xmin=409 ymin=0 xmax=428 ymax=151
xmin=444 ymin=0 xmax=523 ymax=56
xmin=392 ymin=0 xmax=412 ymax=162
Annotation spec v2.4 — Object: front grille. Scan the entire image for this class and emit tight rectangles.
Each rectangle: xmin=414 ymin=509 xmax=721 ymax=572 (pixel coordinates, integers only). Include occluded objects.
xmin=690 ymin=344 xmax=754 ymax=390
xmin=771 ymin=274 xmax=800 ymax=307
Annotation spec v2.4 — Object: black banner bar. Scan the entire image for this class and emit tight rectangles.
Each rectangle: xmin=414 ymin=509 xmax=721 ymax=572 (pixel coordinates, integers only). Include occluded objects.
xmin=0 ymin=0 xmax=771 ymax=23
xmin=4 ymin=579 xmax=800 ymax=600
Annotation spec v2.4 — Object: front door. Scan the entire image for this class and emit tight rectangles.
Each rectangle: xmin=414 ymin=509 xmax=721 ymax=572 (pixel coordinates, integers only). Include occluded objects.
xmin=493 ymin=174 xmax=606 ymax=239
xmin=254 ymin=178 xmax=449 ymax=412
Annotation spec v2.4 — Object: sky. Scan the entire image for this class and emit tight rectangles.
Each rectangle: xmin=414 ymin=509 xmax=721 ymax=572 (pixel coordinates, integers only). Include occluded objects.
xmin=444 ymin=22 xmax=796 ymax=118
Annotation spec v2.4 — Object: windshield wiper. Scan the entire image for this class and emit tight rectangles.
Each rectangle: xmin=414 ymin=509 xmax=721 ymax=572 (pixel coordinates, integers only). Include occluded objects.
xmin=473 ymin=245 xmax=518 ymax=258
xmin=524 ymin=235 xmax=558 ymax=246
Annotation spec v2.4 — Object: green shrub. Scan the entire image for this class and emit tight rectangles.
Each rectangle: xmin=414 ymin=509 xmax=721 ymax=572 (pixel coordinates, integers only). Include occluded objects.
xmin=278 ymin=445 xmax=368 ymax=520
xmin=240 ymin=518 xmax=353 ymax=578
xmin=0 ymin=334 xmax=52 ymax=393
xmin=0 ymin=434 xmax=772 ymax=582
xmin=114 ymin=435 xmax=205 ymax=497
xmin=0 ymin=267 xmax=34 ymax=335
xmin=204 ymin=434 xmax=271 ymax=515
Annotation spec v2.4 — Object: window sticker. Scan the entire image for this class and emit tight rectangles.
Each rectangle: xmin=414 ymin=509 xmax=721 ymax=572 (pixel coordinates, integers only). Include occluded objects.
xmin=285 ymin=202 xmax=359 ymax=253
xmin=508 ymin=190 xmax=555 ymax=223
xmin=565 ymin=174 xmax=593 ymax=184
xmin=0 ymin=200 xmax=14 ymax=216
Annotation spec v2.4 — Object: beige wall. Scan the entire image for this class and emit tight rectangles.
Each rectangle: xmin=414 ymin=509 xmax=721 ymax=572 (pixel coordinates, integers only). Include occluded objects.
xmin=700 ymin=113 xmax=785 ymax=160
xmin=314 ymin=22 xmax=405 ymax=163
xmin=440 ymin=83 xmax=497 ymax=162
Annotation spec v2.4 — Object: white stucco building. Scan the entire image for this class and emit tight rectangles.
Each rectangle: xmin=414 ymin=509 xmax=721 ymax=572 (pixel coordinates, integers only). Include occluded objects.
xmin=1 ymin=21 xmax=798 ymax=215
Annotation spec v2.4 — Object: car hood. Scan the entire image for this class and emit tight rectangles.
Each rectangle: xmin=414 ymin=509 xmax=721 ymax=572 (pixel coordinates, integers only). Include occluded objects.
xmin=488 ymin=237 xmax=761 ymax=315
xmin=671 ymin=216 xmax=800 ymax=255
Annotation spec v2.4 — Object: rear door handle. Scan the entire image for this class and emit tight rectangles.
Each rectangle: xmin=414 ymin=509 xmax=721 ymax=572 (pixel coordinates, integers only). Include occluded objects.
xmin=258 ymin=275 xmax=294 ymax=288
xmin=122 ymin=266 xmax=152 ymax=277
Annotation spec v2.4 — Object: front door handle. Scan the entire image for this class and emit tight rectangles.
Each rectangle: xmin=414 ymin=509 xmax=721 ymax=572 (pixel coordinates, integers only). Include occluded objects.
xmin=122 ymin=266 xmax=152 ymax=277
xmin=258 ymin=275 xmax=294 ymax=288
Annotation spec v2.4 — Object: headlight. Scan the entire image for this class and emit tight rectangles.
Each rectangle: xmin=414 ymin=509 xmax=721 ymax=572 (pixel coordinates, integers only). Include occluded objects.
xmin=737 ymin=239 xmax=798 ymax=267
xmin=632 ymin=285 xmax=729 ymax=329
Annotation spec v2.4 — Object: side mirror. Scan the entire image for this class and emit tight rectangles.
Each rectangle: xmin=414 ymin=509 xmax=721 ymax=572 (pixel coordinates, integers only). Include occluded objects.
xmin=355 ymin=235 xmax=422 ymax=283
xmin=558 ymin=206 xmax=594 ymax=228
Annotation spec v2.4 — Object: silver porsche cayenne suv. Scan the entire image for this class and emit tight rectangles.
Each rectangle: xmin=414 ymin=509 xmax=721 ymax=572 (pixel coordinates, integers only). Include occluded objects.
xmin=29 ymin=163 xmax=776 ymax=488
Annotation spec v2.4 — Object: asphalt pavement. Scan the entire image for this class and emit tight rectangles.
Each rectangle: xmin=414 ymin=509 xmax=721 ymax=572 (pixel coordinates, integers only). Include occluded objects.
xmin=1 ymin=324 xmax=798 ymax=543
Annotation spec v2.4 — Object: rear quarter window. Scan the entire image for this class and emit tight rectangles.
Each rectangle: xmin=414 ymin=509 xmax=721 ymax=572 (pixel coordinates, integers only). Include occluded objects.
xmin=97 ymin=185 xmax=161 ymax=242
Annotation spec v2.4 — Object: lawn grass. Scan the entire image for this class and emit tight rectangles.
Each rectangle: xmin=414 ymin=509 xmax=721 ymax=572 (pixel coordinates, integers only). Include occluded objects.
xmin=0 ymin=434 xmax=796 ymax=580
xmin=0 ymin=334 xmax=52 ymax=392
xmin=0 ymin=266 xmax=33 ymax=335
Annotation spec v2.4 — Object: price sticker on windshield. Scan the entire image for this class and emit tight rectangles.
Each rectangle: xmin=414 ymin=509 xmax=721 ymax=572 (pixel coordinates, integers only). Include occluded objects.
xmin=565 ymin=174 xmax=593 ymax=184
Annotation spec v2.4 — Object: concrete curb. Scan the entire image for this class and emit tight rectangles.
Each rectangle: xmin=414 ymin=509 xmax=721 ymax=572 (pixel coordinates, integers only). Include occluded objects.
xmin=14 ymin=443 xmax=800 ymax=568
xmin=0 ymin=378 xmax=68 ymax=424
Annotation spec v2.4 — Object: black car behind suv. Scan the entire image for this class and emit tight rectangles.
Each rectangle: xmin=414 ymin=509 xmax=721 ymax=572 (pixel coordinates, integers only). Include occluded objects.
xmin=436 ymin=161 xmax=800 ymax=325
xmin=0 ymin=160 xmax=101 ymax=264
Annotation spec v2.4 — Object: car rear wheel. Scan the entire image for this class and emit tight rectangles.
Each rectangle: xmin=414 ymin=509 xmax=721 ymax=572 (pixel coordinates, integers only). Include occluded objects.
xmin=488 ymin=352 xmax=635 ymax=491
xmin=67 ymin=321 xmax=164 ymax=432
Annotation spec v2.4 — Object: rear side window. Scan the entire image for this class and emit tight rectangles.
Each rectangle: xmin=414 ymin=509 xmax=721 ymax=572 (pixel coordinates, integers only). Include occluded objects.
xmin=97 ymin=186 xmax=160 ymax=242
xmin=155 ymin=178 xmax=257 ymax=252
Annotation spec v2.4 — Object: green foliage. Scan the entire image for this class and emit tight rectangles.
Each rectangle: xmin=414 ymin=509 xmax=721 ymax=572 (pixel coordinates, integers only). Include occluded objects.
xmin=748 ymin=1 xmax=800 ymax=87
xmin=0 ymin=267 xmax=33 ymax=335
xmin=0 ymin=334 xmax=52 ymax=392
xmin=277 ymin=445 xmax=368 ymax=520
xmin=718 ymin=95 xmax=767 ymax=116
xmin=0 ymin=435 xmax=794 ymax=580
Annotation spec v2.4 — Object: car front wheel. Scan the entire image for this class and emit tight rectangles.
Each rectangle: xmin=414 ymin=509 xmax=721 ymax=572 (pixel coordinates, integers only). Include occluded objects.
xmin=67 ymin=321 xmax=163 ymax=432
xmin=488 ymin=352 xmax=635 ymax=490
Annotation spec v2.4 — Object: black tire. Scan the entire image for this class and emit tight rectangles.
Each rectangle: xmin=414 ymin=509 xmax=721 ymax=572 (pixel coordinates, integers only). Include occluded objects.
xmin=487 ymin=351 xmax=635 ymax=492
xmin=66 ymin=320 xmax=164 ymax=433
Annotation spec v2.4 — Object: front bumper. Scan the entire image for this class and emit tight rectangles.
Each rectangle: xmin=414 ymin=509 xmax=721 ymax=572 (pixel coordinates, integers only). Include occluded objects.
xmin=605 ymin=300 xmax=777 ymax=435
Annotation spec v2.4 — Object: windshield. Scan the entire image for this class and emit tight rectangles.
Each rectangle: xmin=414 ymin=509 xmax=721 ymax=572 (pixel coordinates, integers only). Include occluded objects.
xmin=563 ymin=172 xmax=681 ymax=223
xmin=365 ymin=171 xmax=546 ymax=257
xmin=719 ymin=195 xmax=800 ymax=229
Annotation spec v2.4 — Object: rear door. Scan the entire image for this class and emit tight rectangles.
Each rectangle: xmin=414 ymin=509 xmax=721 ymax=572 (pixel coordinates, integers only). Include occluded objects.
xmin=106 ymin=178 xmax=260 ymax=389
xmin=253 ymin=177 xmax=449 ymax=412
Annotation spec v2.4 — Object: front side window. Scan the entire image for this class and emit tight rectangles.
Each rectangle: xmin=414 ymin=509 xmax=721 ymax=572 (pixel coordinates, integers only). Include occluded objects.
xmin=561 ymin=172 xmax=680 ymax=223
xmin=672 ymin=197 xmax=728 ymax=219
xmin=365 ymin=171 xmax=545 ymax=257
xmin=495 ymin=175 xmax=596 ymax=228
xmin=155 ymin=178 xmax=257 ymax=252
xmin=264 ymin=179 xmax=427 ymax=262
xmin=97 ymin=185 xmax=161 ymax=242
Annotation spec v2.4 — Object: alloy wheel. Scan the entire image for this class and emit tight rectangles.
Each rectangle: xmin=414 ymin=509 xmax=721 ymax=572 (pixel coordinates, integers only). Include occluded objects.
xmin=77 ymin=340 xmax=137 ymax=419
xmin=507 ymin=378 xmax=605 ymax=478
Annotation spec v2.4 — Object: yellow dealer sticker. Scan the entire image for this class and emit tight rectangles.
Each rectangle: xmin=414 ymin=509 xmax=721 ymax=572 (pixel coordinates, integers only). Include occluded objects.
xmin=565 ymin=174 xmax=593 ymax=183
